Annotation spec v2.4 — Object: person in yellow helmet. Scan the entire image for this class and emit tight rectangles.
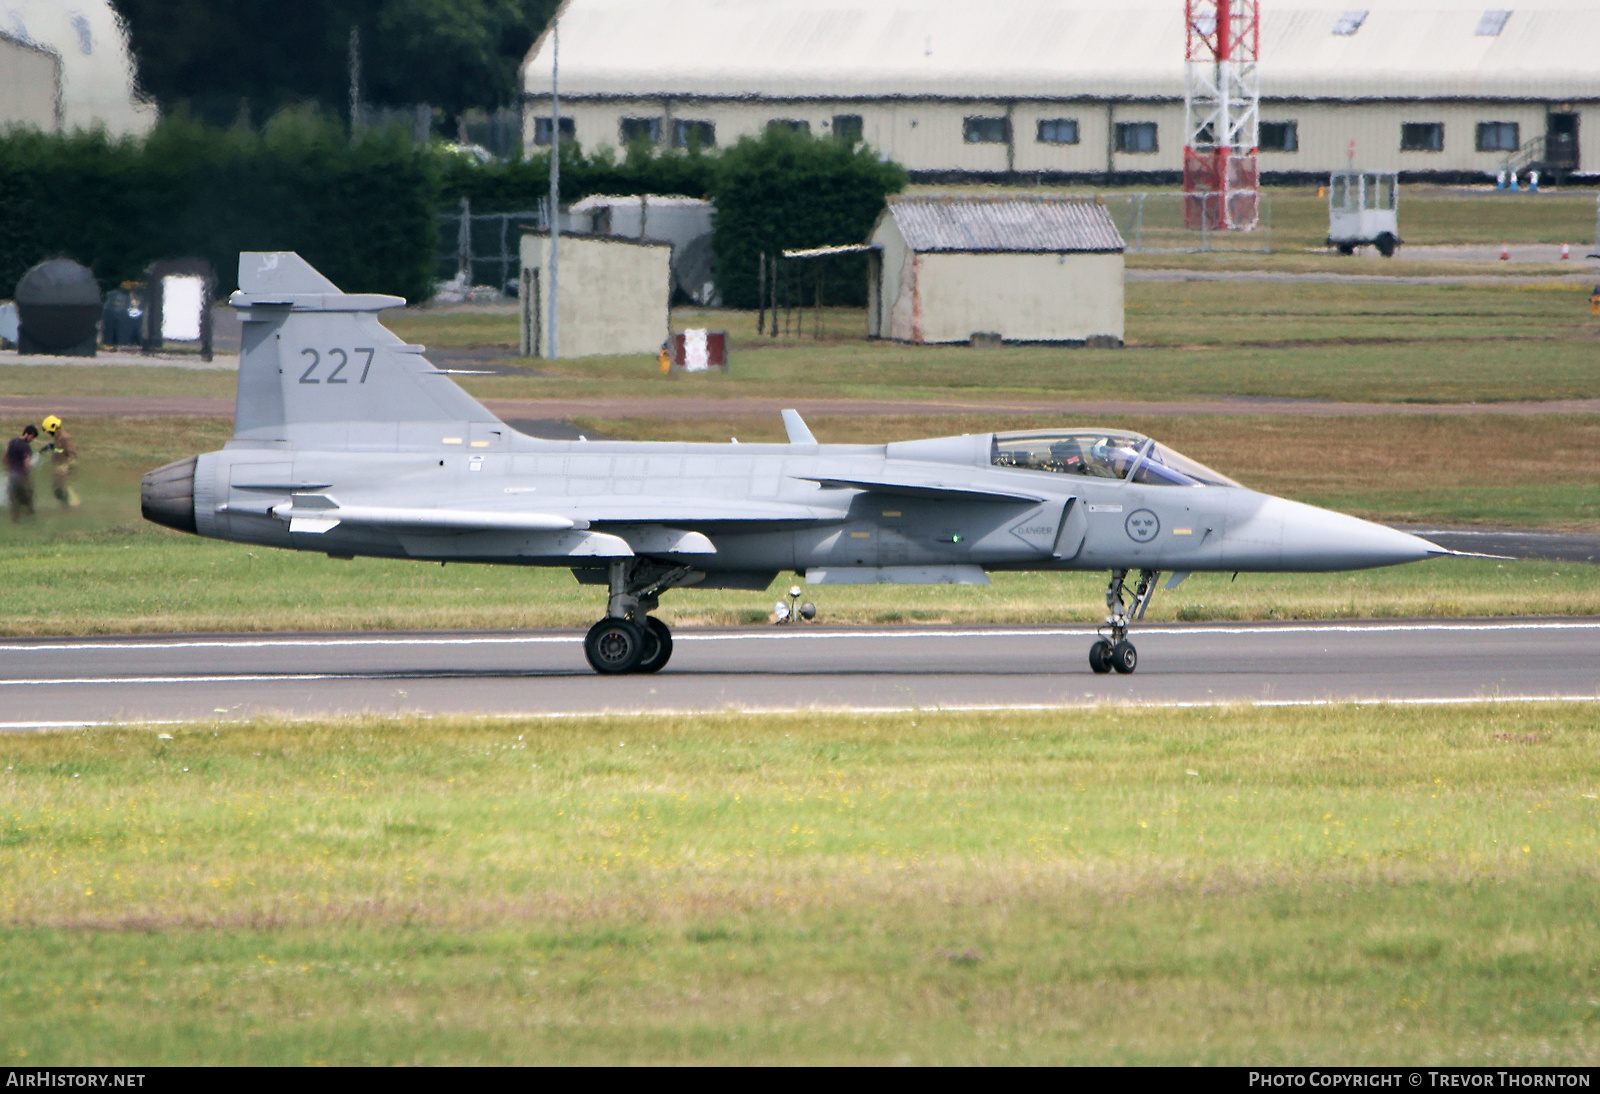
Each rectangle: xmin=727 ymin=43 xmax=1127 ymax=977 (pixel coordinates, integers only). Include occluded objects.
xmin=39 ymin=415 xmax=79 ymax=508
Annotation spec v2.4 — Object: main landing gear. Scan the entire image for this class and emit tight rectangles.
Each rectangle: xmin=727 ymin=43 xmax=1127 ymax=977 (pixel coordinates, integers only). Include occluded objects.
xmin=583 ymin=559 xmax=691 ymax=675
xmin=1089 ymin=568 xmax=1159 ymax=675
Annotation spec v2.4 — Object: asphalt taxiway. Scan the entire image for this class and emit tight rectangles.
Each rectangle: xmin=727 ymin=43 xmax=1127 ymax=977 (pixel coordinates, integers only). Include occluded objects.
xmin=4 ymin=619 xmax=1596 ymax=729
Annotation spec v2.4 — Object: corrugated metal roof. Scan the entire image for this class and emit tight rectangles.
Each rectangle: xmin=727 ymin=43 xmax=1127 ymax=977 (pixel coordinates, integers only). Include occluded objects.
xmin=525 ymin=0 xmax=1600 ymax=102
xmin=887 ymin=196 xmax=1125 ymax=253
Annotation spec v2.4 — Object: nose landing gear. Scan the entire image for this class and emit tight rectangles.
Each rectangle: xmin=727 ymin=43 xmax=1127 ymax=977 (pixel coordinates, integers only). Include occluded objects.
xmin=582 ymin=559 xmax=692 ymax=675
xmin=1089 ymin=568 xmax=1158 ymax=675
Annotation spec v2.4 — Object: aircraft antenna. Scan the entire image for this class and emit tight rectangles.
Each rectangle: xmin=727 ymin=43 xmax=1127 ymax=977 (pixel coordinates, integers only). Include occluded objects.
xmin=547 ymin=18 xmax=560 ymax=359
xmin=1182 ymin=0 xmax=1260 ymax=232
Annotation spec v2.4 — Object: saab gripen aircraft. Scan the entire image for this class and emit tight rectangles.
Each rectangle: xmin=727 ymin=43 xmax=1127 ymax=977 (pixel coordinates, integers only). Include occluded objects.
xmin=142 ymin=253 xmax=1456 ymax=676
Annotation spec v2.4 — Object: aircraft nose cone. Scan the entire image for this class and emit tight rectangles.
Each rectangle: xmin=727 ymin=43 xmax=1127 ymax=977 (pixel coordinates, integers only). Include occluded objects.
xmin=1228 ymin=494 xmax=1437 ymax=571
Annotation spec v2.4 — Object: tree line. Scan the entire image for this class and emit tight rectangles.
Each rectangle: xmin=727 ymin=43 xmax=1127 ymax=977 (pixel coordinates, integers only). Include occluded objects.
xmin=0 ymin=114 xmax=906 ymax=308
xmin=111 ymin=0 xmax=557 ymax=130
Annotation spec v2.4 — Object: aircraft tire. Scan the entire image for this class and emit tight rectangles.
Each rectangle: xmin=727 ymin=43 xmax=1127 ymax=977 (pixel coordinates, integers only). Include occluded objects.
xmin=585 ymin=618 xmax=646 ymax=674
xmin=1111 ymin=641 xmax=1138 ymax=675
xmin=635 ymin=617 xmax=673 ymax=674
xmin=1088 ymin=639 xmax=1114 ymax=674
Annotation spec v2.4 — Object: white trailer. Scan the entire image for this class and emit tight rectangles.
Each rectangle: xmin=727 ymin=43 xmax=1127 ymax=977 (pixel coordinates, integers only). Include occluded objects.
xmin=1327 ymin=171 xmax=1401 ymax=257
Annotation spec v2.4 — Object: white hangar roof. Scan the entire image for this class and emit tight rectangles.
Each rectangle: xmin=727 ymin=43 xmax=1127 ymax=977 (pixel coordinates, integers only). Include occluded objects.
xmin=880 ymin=196 xmax=1125 ymax=253
xmin=524 ymin=0 xmax=1600 ymax=103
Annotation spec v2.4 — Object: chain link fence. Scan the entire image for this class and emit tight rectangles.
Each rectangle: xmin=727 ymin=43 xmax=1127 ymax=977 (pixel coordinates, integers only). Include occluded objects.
xmin=1102 ymin=192 xmax=1273 ymax=254
xmin=435 ymin=198 xmax=549 ymax=293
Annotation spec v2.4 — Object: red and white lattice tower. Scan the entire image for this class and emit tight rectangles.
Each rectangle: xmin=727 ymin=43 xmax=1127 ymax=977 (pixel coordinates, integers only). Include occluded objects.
xmin=1183 ymin=0 xmax=1260 ymax=230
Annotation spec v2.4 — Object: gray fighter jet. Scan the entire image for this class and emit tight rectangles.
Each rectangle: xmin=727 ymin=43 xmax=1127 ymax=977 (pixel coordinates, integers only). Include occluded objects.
xmin=142 ymin=253 xmax=1453 ymax=675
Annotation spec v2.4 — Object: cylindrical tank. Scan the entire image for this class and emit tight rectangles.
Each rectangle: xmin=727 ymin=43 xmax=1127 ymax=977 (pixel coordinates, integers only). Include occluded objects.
xmin=15 ymin=258 xmax=102 ymax=356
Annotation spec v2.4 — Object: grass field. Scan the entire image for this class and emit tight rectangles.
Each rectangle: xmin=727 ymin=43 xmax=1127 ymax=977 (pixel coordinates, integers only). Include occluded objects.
xmin=908 ymin=183 xmax=1600 ymax=251
xmin=3 ymin=274 xmax=1596 ymax=407
xmin=0 ymin=413 xmax=1593 ymax=635
xmin=432 ymin=278 xmax=1600 ymax=406
xmin=1268 ymin=185 xmax=1600 ymax=250
xmin=3 ymin=703 xmax=1598 ymax=1064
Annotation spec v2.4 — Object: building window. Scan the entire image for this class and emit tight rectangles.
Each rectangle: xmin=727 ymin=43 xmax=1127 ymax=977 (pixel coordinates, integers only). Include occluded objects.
xmin=619 ymin=117 xmax=661 ymax=145
xmin=1475 ymin=121 xmax=1519 ymax=152
xmin=1475 ymin=9 xmax=1512 ymax=35
xmin=964 ymin=116 xmax=1010 ymax=144
xmin=1036 ymin=118 xmax=1079 ymax=145
xmin=532 ymin=116 xmax=575 ymax=146
xmin=1259 ymin=121 xmax=1298 ymax=152
xmin=1115 ymin=121 xmax=1158 ymax=153
xmin=832 ymin=114 xmax=864 ymax=144
xmin=768 ymin=119 xmax=810 ymax=134
xmin=1401 ymin=122 xmax=1444 ymax=151
xmin=672 ymin=119 xmax=715 ymax=149
xmin=1332 ymin=9 xmax=1368 ymax=34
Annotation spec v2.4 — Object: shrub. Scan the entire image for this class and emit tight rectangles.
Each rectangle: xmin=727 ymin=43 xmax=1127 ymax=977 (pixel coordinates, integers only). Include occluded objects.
xmin=709 ymin=128 xmax=906 ymax=308
xmin=0 ymin=116 xmax=905 ymax=308
xmin=0 ymin=111 xmax=440 ymax=302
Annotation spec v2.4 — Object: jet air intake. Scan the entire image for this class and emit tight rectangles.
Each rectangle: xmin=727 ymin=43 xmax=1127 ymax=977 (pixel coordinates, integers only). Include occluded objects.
xmin=141 ymin=456 xmax=198 ymax=534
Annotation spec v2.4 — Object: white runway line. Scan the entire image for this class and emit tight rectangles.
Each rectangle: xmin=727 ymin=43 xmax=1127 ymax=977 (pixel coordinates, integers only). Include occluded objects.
xmin=0 ymin=673 xmax=365 ymax=687
xmin=0 ymin=618 xmax=1596 ymax=655
xmin=2 ymin=693 xmax=1596 ymax=732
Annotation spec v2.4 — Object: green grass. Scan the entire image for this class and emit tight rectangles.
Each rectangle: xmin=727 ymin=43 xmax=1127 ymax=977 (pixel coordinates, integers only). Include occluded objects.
xmin=913 ymin=182 xmax=1600 ymax=251
xmin=450 ymin=279 xmax=1600 ymax=406
xmin=3 ymin=703 xmax=1599 ymax=1064
xmin=6 ymin=275 xmax=1599 ymax=407
xmin=1 ymin=531 xmax=1594 ymax=635
xmin=1124 ymin=251 xmax=1585 ymax=276
xmin=0 ymin=364 xmax=237 ymax=399
xmin=1268 ymin=185 xmax=1600 ymax=250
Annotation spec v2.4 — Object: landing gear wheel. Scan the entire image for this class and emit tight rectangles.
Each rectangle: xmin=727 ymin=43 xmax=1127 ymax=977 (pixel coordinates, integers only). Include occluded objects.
xmin=635 ymin=617 xmax=674 ymax=674
xmin=1111 ymin=641 xmax=1138 ymax=675
xmin=1088 ymin=639 xmax=1114 ymax=674
xmin=584 ymin=618 xmax=645 ymax=675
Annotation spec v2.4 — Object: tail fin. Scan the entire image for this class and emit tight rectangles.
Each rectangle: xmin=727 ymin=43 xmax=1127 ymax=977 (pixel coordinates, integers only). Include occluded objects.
xmin=229 ymin=252 xmax=501 ymax=445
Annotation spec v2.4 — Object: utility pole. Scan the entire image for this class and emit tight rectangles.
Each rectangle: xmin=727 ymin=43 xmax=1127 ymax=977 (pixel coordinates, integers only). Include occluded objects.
xmin=547 ymin=19 xmax=560 ymax=359
xmin=348 ymin=24 xmax=362 ymax=138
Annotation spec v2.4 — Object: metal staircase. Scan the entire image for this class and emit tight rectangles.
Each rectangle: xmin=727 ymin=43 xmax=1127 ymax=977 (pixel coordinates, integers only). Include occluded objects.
xmin=1504 ymin=132 xmax=1580 ymax=183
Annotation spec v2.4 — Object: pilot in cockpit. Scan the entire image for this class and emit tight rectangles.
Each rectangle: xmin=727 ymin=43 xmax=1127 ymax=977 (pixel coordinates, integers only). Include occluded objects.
xmin=1093 ymin=436 xmax=1143 ymax=479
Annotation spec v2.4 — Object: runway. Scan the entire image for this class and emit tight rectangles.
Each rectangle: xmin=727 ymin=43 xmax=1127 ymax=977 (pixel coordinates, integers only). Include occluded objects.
xmin=4 ymin=619 xmax=1597 ymax=729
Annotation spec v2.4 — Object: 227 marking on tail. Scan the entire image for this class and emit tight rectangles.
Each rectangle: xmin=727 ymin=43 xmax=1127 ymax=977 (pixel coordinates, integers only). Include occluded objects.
xmin=298 ymin=347 xmax=376 ymax=384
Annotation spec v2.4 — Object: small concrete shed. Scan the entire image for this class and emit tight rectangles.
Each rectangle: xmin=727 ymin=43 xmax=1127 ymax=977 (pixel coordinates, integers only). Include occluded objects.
xmin=868 ymin=195 xmax=1124 ymax=346
xmin=519 ymin=229 xmax=672 ymax=358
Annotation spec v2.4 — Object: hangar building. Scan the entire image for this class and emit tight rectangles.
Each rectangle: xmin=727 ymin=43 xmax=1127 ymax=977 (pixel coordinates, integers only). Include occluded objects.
xmin=0 ymin=31 xmax=61 ymax=131
xmin=0 ymin=0 xmax=156 ymax=136
xmin=868 ymin=195 xmax=1124 ymax=345
xmin=521 ymin=0 xmax=1600 ymax=182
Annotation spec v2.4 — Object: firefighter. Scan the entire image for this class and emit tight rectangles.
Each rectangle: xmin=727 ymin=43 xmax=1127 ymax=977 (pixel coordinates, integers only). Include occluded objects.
xmin=38 ymin=415 xmax=79 ymax=508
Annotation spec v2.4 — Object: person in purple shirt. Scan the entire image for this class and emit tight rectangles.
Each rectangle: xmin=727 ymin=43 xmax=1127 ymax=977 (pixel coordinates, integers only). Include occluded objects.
xmin=5 ymin=424 xmax=37 ymax=521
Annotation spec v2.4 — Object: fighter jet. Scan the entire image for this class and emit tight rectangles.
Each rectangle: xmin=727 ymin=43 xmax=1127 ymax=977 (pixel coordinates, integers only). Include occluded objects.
xmin=142 ymin=253 xmax=1453 ymax=676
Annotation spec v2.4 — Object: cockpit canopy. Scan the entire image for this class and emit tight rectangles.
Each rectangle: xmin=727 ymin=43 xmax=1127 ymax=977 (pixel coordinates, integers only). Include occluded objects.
xmin=990 ymin=430 xmax=1240 ymax=488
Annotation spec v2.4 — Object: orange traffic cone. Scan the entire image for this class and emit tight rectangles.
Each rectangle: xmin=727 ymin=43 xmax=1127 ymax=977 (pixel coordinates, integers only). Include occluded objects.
xmin=1562 ymin=243 xmax=1570 ymax=260
xmin=1500 ymin=242 xmax=1510 ymax=260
